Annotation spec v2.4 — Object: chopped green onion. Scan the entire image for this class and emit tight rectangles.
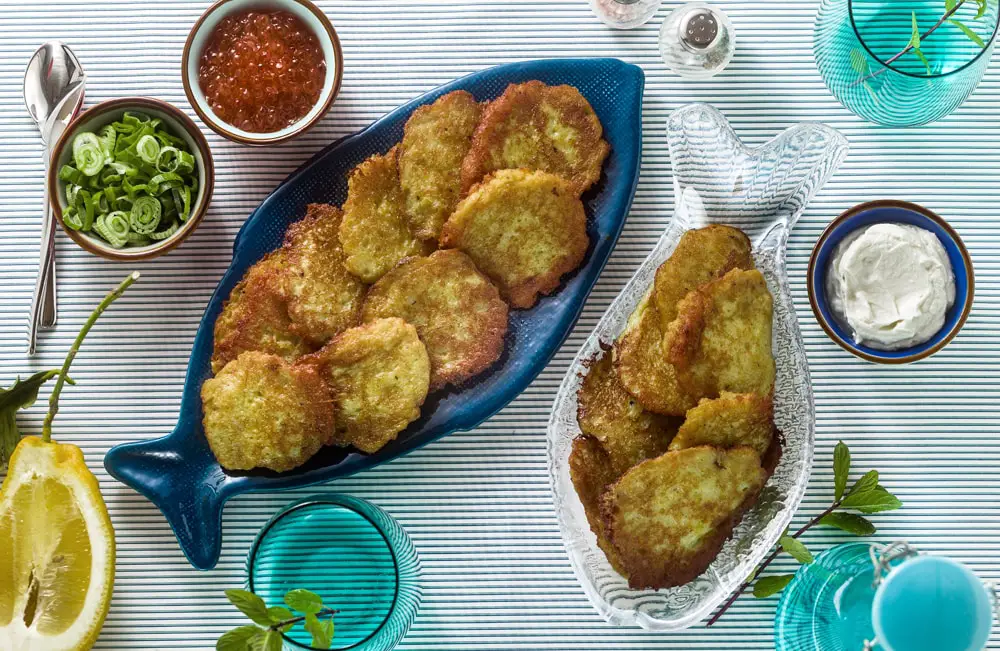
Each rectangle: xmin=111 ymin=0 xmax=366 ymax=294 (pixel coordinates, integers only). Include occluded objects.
xmin=98 ymin=125 xmax=117 ymax=160
xmin=150 ymin=221 xmax=180 ymax=241
xmin=72 ymin=132 xmax=105 ymax=176
xmin=136 ymin=135 xmax=160 ymax=164
xmin=59 ymin=165 xmax=85 ymax=186
xmin=130 ymin=196 xmax=161 ymax=234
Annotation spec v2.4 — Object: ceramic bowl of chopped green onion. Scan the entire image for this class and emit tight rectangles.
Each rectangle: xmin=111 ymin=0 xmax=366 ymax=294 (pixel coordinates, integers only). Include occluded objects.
xmin=49 ymin=97 xmax=214 ymax=260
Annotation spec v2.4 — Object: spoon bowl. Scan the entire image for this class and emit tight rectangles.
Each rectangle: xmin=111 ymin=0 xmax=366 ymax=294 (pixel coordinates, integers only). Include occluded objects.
xmin=24 ymin=42 xmax=85 ymax=144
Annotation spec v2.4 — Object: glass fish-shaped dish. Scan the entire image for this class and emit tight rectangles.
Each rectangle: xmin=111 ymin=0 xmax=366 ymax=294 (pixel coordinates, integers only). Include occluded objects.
xmin=548 ymin=103 xmax=848 ymax=630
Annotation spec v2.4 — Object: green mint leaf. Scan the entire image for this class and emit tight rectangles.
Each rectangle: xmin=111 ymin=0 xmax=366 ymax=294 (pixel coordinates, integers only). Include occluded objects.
xmin=819 ymin=512 xmax=877 ymax=536
xmin=285 ymin=589 xmax=323 ymax=615
xmin=267 ymin=606 xmax=294 ymax=629
xmin=305 ymin=613 xmax=333 ymax=649
xmin=833 ymin=441 xmax=851 ymax=501
xmin=217 ymin=625 xmax=262 ymax=651
xmin=753 ymin=574 xmax=795 ymax=598
xmin=911 ymin=11 xmax=921 ymax=48
xmin=949 ymin=18 xmax=986 ymax=47
xmin=849 ymin=49 xmax=870 ymax=75
xmin=914 ymin=47 xmax=932 ymax=73
xmin=946 ymin=0 xmax=958 ymax=11
xmin=841 ymin=486 xmax=903 ymax=513
xmin=863 ymin=81 xmax=880 ymax=106
xmin=0 ymin=369 xmax=63 ymax=470
xmin=321 ymin=617 xmax=334 ymax=643
xmin=779 ymin=535 xmax=814 ymax=564
xmin=976 ymin=0 xmax=987 ymax=19
xmin=847 ymin=469 xmax=879 ymax=498
xmin=225 ymin=589 xmax=272 ymax=627
xmin=262 ymin=630 xmax=283 ymax=651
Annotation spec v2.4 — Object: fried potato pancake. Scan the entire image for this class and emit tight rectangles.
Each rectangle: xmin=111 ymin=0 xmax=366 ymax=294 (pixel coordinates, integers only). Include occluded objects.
xmin=569 ymin=435 xmax=628 ymax=576
xmin=340 ymin=147 xmax=434 ymax=282
xmin=664 ymin=268 xmax=775 ymax=399
xmin=284 ymin=203 xmax=368 ymax=344
xmin=440 ymin=169 xmax=588 ymax=309
xmin=653 ymin=225 xmax=754 ymax=326
xmin=669 ymin=392 xmax=774 ymax=456
xmin=362 ymin=249 xmax=508 ymax=389
xmin=211 ymin=249 xmax=314 ymax=375
xmin=399 ymin=91 xmax=484 ymax=241
xmin=577 ymin=350 xmax=678 ymax=476
xmin=602 ymin=446 xmax=768 ymax=590
xmin=461 ymin=81 xmax=609 ymax=195
xmin=613 ymin=289 xmax=696 ymax=416
xmin=303 ymin=318 xmax=430 ymax=454
xmin=201 ymin=351 xmax=335 ymax=473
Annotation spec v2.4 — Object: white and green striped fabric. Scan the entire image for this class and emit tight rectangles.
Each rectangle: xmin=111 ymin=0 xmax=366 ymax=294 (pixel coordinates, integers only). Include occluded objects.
xmin=1 ymin=1 xmax=998 ymax=649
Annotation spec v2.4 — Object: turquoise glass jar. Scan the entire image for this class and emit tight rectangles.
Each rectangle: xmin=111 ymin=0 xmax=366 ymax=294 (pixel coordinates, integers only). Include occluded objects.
xmin=815 ymin=0 xmax=999 ymax=126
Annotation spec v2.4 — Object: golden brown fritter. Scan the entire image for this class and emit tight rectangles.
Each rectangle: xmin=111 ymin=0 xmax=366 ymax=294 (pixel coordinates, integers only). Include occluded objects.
xmin=284 ymin=203 xmax=368 ymax=344
xmin=461 ymin=81 xmax=609 ymax=195
xmin=613 ymin=288 xmax=696 ymax=416
xmin=201 ymin=351 xmax=335 ymax=473
xmin=602 ymin=446 xmax=768 ymax=590
xmin=664 ymin=268 xmax=775 ymax=400
xmin=440 ymin=169 xmax=588 ymax=309
xmin=577 ymin=350 xmax=678 ymax=476
xmin=669 ymin=392 xmax=775 ymax=456
xmin=362 ymin=249 xmax=508 ymax=389
xmin=399 ymin=91 xmax=484 ymax=241
xmin=302 ymin=318 xmax=430 ymax=454
xmin=569 ymin=435 xmax=628 ymax=576
xmin=652 ymin=225 xmax=754 ymax=326
xmin=340 ymin=147 xmax=434 ymax=283
xmin=211 ymin=250 xmax=314 ymax=375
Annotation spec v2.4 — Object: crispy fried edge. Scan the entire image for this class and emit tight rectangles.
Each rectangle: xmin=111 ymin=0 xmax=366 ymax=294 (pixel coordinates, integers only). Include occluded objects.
xmin=362 ymin=250 xmax=509 ymax=390
xmin=460 ymin=81 xmax=609 ymax=196
xmin=569 ymin=435 xmax=629 ymax=577
xmin=669 ymin=392 xmax=775 ymax=456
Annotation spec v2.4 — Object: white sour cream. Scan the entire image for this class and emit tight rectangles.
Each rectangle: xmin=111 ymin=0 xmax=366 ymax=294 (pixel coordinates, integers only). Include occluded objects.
xmin=826 ymin=222 xmax=955 ymax=350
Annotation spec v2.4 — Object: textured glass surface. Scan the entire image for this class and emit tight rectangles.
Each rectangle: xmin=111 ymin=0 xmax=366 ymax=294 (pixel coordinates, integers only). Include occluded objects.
xmin=548 ymin=103 xmax=848 ymax=630
xmin=815 ymin=0 xmax=999 ymax=126
xmin=248 ymin=495 xmax=422 ymax=651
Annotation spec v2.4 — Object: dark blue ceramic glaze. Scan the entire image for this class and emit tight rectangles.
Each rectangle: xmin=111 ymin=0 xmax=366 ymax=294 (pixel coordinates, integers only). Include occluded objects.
xmin=810 ymin=201 xmax=974 ymax=363
xmin=104 ymin=58 xmax=645 ymax=570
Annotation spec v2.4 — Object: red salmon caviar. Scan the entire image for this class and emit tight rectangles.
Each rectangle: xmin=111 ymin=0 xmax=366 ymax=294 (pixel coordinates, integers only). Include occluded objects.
xmin=198 ymin=10 xmax=326 ymax=133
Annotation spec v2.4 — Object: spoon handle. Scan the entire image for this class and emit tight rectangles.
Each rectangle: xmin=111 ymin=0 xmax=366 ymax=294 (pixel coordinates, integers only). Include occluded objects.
xmin=27 ymin=188 xmax=57 ymax=356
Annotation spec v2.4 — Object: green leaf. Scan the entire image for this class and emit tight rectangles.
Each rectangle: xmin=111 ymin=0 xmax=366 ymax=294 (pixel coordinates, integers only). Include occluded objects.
xmin=753 ymin=574 xmax=795 ymax=598
xmin=913 ymin=47 xmax=932 ymax=73
xmin=225 ymin=589 xmax=272 ymax=627
xmin=949 ymin=18 xmax=986 ymax=47
xmin=267 ymin=606 xmax=294 ymax=629
xmin=305 ymin=613 xmax=334 ymax=649
xmin=285 ymin=588 xmax=323 ymax=615
xmin=849 ymin=49 xmax=870 ymax=75
xmin=0 ymin=369 xmax=63 ymax=470
xmin=779 ymin=535 xmax=814 ymax=564
xmin=217 ymin=625 xmax=262 ymax=651
xmin=841 ymin=486 xmax=903 ymax=513
xmin=862 ymin=81 xmax=880 ymax=107
xmin=976 ymin=0 xmax=987 ymax=19
xmin=819 ymin=512 xmax=877 ymax=536
xmin=911 ymin=11 xmax=921 ymax=48
xmin=833 ymin=441 xmax=851 ymax=501
xmin=321 ymin=617 xmax=334 ymax=643
xmin=261 ymin=631 xmax=283 ymax=651
xmin=847 ymin=469 xmax=879 ymax=498
xmin=946 ymin=0 xmax=958 ymax=11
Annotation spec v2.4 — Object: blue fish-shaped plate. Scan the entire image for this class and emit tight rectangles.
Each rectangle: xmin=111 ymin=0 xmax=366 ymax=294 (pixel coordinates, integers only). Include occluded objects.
xmin=105 ymin=58 xmax=645 ymax=570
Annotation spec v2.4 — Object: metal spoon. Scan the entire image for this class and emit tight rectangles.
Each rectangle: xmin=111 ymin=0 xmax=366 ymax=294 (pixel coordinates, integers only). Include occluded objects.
xmin=23 ymin=42 xmax=86 ymax=355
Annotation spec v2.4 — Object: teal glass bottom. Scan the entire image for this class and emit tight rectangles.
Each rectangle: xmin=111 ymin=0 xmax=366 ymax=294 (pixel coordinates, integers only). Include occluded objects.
xmin=248 ymin=494 xmax=422 ymax=651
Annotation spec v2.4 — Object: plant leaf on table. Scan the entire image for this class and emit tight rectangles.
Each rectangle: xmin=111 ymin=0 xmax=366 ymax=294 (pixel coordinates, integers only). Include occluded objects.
xmin=219 ymin=588 xmax=337 ymax=651
xmin=0 ymin=369 xmax=68 ymax=470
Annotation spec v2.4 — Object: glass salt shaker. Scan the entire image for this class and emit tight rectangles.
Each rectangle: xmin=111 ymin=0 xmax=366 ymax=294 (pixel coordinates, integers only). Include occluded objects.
xmin=659 ymin=2 xmax=736 ymax=78
xmin=590 ymin=0 xmax=661 ymax=29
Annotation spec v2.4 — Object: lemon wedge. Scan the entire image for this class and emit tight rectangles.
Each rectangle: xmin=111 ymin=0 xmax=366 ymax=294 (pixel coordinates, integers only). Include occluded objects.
xmin=0 ymin=436 xmax=115 ymax=651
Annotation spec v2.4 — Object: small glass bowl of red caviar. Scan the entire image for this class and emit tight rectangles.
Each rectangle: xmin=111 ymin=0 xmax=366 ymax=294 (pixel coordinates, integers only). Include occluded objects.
xmin=182 ymin=0 xmax=343 ymax=145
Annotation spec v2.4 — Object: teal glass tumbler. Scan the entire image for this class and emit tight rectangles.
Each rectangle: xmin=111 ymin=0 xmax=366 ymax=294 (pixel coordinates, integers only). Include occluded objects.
xmin=247 ymin=494 xmax=422 ymax=651
xmin=815 ymin=0 xmax=999 ymax=126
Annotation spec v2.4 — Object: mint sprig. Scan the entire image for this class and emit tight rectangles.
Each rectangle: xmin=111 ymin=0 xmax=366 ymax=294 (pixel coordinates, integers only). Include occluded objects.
xmin=0 ymin=369 xmax=65 ymax=470
xmin=218 ymin=589 xmax=338 ymax=651
xmin=705 ymin=440 xmax=902 ymax=626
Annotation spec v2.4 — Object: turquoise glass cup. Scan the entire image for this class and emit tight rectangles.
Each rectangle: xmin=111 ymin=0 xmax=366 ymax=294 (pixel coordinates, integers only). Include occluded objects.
xmin=815 ymin=0 xmax=999 ymax=126
xmin=247 ymin=495 xmax=422 ymax=651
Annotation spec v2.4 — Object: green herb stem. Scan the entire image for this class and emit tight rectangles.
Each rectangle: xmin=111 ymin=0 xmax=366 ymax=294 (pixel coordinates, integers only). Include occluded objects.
xmin=268 ymin=608 xmax=339 ymax=632
xmin=41 ymin=272 xmax=140 ymax=442
xmin=704 ymin=500 xmax=843 ymax=627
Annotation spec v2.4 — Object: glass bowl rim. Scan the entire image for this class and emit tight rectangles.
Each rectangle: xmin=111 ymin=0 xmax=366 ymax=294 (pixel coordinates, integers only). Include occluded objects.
xmin=246 ymin=494 xmax=401 ymax=651
xmin=848 ymin=0 xmax=1000 ymax=79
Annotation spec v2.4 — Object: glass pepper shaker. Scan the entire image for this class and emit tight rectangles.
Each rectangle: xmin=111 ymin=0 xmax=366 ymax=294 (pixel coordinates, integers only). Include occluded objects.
xmin=590 ymin=0 xmax=661 ymax=29
xmin=659 ymin=2 xmax=736 ymax=78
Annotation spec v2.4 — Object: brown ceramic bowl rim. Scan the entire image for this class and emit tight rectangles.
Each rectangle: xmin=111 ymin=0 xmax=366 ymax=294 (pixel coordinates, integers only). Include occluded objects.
xmin=181 ymin=0 xmax=344 ymax=146
xmin=48 ymin=96 xmax=215 ymax=262
xmin=806 ymin=199 xmax=975 ymax=364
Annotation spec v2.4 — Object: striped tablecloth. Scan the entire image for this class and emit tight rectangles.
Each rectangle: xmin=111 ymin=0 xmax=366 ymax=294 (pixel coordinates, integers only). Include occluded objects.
xmin=1 ymin=1 xmax=998 ymax=649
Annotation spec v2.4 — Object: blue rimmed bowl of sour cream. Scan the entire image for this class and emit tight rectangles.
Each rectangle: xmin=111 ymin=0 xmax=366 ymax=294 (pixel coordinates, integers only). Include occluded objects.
xmin=808 ymin=200 xmax=974 ymax=364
